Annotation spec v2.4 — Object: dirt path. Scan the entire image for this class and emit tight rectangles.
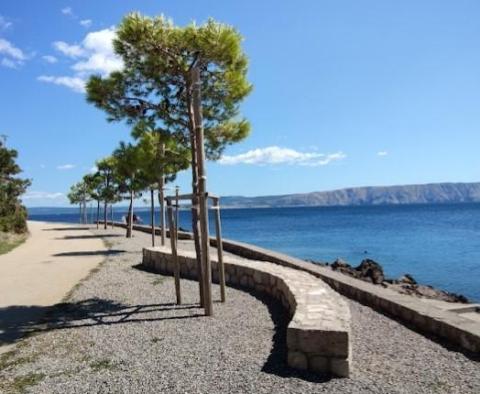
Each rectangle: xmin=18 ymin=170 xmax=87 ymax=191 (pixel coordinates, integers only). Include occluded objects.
xmin=0 ymin=221 xmax=107 ymax=353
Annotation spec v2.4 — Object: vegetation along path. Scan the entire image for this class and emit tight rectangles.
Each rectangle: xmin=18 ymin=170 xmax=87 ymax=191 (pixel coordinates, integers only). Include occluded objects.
xmin=0 ymin=221 xmax=107 ymax=354
xmin=0 ymin=226 xmax=478 ymax=393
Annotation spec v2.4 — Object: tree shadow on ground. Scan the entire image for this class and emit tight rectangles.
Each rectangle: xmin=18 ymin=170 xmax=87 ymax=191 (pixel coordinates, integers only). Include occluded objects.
xmin=55 ymin=234 xmax=123 ymax=240
xmin=52 ymin=250 xmax=126 ymax=257
xmin=0 ymin=298 xmax=203 ymax=348
xmin=42 ymin=227 xmax=89 ymax=232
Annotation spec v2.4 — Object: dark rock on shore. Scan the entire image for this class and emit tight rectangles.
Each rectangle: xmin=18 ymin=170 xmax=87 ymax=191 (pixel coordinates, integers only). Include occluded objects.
xmin=326 ymin=257 xmax=469 ymax=303
xmin=356 ymin=259 xmax=385 ymax=284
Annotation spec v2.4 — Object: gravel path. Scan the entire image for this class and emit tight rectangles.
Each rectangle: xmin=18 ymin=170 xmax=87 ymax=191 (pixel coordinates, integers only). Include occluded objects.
xmin=0 ymin=226 xmax=479 ymax=393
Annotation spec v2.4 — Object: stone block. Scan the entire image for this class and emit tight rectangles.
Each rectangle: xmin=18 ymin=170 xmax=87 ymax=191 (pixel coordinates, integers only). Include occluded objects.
xmin=330 ymin=358 xmax=349 ymax=378
xmin=287 ymin=351 xmax=308 ymax=370
xmin=297 ymin=330 xmax=349 ymax=357
xmin=308 ymin=355 xmax=328 ymax=373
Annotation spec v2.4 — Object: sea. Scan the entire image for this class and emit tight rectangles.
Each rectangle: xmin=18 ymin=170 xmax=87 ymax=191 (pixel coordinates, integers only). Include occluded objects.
xmin=28 ymin=203 xmax=480 ymax=302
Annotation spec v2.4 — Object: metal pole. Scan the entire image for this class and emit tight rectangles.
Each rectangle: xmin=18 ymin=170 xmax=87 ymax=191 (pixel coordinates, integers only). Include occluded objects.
xmin=191 ymin=66 xmax=213 ymax=316
xmin=167 ymin=199 xmax=182 ymax=304
xmin=213 ymin=198 xmax=226 ymax=302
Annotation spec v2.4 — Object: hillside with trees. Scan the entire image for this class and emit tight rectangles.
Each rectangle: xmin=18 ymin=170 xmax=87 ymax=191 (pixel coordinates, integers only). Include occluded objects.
xmin=0 ymin=140 xmax=30 ymax=253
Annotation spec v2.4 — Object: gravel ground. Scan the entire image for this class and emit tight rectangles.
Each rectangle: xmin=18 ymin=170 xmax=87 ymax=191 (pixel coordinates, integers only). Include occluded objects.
xmin=1 ymin=226 xmax=479 ymax=393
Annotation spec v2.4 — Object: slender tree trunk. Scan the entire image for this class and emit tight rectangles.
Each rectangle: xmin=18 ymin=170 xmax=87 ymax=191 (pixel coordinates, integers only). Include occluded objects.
xmin=150 ymin=188 xmax=155 ymax=247
xmin=191 ymin=67 xmax=212 ymax=316
xmin=103 ymin=200 xmax=108 ymax=229
xmin=96 ymin=200 xmax=100 ymax=229
xmin=126 ymin=189 xmax=134 ymax=238
xmin=83 ymin=200 xmax=88 ymax=224
xmin=187 ymin=81 xmax=205 ymax=307
xmin=79 ymin=204 xmax=82 ymax=223
xmin=111 ymin=204 xmax=114 ymax=229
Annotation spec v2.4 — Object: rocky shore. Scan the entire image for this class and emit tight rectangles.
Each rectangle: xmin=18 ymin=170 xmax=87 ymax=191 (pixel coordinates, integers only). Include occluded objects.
xmin=310 ymin=258 xmax=469 ymax=303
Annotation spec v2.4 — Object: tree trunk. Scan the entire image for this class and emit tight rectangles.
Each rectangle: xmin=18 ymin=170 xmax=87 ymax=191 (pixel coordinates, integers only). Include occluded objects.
xmin=111 ymin=204 xmax=114 ymax=229
xmin=103 ymin=200 xmax=108 ymax=229
xmin=83 ymin=200 xmax=88 ymax=224
xmin=187 ymin=80 xmax=205 ymax=307
xmin=191 ymin=67 xmax=212 ymax=316
xmin=96 ymin=200 xmax=100 ymax=229
xmin=126 ymin=190 xmax=134 ymax=238
xmin=150 ymin=188 xmax=155 ymax=247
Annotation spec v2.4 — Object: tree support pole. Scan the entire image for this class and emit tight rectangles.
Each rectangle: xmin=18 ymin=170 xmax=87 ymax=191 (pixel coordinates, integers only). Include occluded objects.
xmin=159 ymin=143 xmax=166 ymax=246
xmin=167 ymin=199 xmax=181 ymax=304
xmin=150 ymin=188 xmax=155 ymax=247
xmin=213 ymin=198 xmax=226 ymax=302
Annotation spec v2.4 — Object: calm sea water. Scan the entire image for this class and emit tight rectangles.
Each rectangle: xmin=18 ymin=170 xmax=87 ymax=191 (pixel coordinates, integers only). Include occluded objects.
xmin=28 ymin=204 xmax=480 ymax=301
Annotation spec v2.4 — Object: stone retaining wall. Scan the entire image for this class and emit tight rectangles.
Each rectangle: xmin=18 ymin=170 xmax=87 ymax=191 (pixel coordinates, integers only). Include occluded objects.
xmin=103 ymin=221 xmax=480 ymax=354
xmin=142 ymin=246 xmax=351 ymax=377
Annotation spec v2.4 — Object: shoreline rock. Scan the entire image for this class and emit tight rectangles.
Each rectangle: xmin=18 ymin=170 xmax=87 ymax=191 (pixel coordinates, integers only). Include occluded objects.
xmin=309 ymin=257 xmax=469 ymax=304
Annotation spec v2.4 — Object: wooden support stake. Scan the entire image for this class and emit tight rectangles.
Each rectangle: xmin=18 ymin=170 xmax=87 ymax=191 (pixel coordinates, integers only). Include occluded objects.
xmin=167 ymin=199 xmax=182 ymax=304
xmin=175 ymin=186 xmax=180 ymax=242
xmin=150 ymin=188 xmax=155 ymax=247
xmin=213 ymin=198 xmax=226 ymax=302
xmin=159 ymin=143 xmax=166 ymax=246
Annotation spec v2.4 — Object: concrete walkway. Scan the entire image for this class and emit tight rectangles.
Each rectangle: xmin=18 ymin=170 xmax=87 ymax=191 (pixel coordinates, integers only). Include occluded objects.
xmin=0 ymin=221 xmax=107 ymax=353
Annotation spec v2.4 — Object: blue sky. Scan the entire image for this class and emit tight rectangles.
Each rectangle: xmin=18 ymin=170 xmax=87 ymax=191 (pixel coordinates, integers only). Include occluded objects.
xmin=1 ymin=0 xmax=480 ymax=206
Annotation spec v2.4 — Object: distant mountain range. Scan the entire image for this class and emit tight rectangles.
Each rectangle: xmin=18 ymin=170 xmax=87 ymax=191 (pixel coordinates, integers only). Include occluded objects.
xmin=220 ymin=182 xmax=480 ymax=208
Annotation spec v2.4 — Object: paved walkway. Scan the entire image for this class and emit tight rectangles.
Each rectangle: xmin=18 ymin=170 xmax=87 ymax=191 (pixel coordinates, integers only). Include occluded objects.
xmin=0 ymin=221 xmax=107 ymax=353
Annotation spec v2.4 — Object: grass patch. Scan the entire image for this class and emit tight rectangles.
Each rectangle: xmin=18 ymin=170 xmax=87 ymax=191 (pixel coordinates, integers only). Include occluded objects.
xmin=152 ymin=277 xmax=165 ymax=286
xmin=89 ymin=359 xmax=116 ymax=372
xmin=0 ymin=372 xmax=45 ymax=393
xmin=0 ymin=232 xmax=27 ymax=255
xmin=0 ymin=350 xmax=43 ymax=393
xmin=0 ymin=350 xmax=37 ymax=371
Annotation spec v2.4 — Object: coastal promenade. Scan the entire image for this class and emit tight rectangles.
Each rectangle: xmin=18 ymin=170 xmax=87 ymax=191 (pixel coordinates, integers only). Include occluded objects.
xmin=1 ymin=225 xmax=479 ymax=393
xmin=0 ymin=221 xmax=106 ymax=353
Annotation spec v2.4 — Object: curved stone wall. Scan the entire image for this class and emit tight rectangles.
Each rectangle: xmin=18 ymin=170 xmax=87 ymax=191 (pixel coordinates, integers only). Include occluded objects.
xmin=142 ymin=246 xmax=351 ymax=377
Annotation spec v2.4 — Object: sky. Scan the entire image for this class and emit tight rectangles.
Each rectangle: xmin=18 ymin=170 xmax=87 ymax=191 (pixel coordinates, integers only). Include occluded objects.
xmin=1 ymin=0 xmax=480 ymax=207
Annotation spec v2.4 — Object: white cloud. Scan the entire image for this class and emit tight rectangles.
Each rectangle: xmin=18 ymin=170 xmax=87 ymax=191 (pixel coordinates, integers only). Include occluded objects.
xmin=89 ymin=166 xmax=98 ymax=173
xmin=61 ymin=7 xmax=74 ymax=16
xmin=0 ymin=38 xmax=26 ymax=68
xmin=0 ymin=38 xmax=25 ymax=60
xmin=53 ymin=41 xmax=85 ymax=58
xmin=42 ymin=55 xmax=58 ymax=64
xmin=38 ymin=75 xmax=85 ymax=93
xmin=71 ymin=28 xmax=122 ymax=75
xmin=23 ymin=191 xmax=65 ymax=200
xmin=0 ymin=15 xmax=12 ymax=30
xmin=377 ymin=151 xmax=388 ymax=157
xmin=1 ymin=58 xmax=17 ymax=68
xmin=56 ymin=163 xmax=76 ymax=170
xmin=40 ymin=27 xmax=122 ymax=93
xmin=219 ymin=146 xmax=347 ymax=167
xmin=80 ymin=19 xmax=92 ymax=28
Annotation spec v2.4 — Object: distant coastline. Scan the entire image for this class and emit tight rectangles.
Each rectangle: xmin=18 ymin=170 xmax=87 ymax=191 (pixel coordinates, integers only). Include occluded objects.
xmin=220 ymin=182 xmax=480 ymax=208
xmin=26 ymin=181 xmax=480 ymax=210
